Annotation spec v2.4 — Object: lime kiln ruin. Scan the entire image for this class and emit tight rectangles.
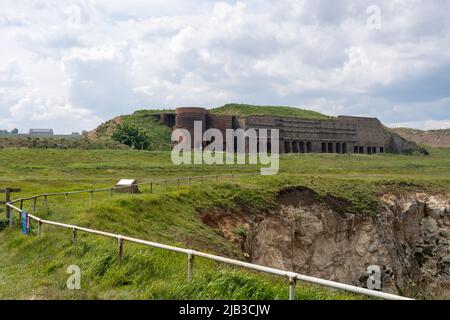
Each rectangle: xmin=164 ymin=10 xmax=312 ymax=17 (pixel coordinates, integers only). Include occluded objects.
xmin=157 ymin=107 xmax=416 ymax=154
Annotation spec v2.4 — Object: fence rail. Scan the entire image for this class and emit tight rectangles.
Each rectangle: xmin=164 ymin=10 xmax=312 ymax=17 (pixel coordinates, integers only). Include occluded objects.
xmin=4 ymin=173 xmax=413 ymax=301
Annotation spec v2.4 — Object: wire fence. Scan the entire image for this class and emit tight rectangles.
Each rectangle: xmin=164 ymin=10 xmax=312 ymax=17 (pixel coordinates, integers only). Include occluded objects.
xmin=6 ymin=172 xmax=256 ymax=215
xmin=4 ymin=172 xmax=413 ymax=301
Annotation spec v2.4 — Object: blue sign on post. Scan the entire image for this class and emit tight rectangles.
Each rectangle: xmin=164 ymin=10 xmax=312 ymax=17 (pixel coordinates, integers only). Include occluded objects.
xmin=21 ymin=211 xmax=28 ymax=235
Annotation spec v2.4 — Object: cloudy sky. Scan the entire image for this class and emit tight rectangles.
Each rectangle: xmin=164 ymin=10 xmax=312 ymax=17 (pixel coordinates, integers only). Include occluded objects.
xmin=1 ymin=0 xmax=449 ymax=133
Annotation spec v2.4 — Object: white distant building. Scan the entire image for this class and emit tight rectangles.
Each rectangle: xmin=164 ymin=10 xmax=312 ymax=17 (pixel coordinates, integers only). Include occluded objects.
xmin=29 ymin=129 xmax=54 ymax=135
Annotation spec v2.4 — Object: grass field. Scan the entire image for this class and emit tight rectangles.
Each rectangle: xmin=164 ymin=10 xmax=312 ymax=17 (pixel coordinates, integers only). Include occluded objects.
xmin=0 ymin=148 xmax=449 ymax=299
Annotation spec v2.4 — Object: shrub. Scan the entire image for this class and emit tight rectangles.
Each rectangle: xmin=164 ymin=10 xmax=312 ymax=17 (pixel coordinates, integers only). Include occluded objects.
xmin=112 ymin=124 xmax=150 ymax=150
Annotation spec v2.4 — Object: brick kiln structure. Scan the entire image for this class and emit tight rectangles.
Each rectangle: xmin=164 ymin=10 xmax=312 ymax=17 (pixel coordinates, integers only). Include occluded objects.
xmin=157 ymin=107 xmax=416 ymax=154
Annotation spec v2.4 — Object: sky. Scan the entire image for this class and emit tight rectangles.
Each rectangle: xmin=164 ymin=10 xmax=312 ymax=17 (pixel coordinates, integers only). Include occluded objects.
xmin=0 ymin=0 xmax=449 ymax=133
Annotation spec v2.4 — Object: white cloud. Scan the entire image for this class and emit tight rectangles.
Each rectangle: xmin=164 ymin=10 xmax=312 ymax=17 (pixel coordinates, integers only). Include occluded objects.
xmin=4 ymin=95 xmax=102 ymax=132
xmin=0 ymin=0 xmax=449 ymax=132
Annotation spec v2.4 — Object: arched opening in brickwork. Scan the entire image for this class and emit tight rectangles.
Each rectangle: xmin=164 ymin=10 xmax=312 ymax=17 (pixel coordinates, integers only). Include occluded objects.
xmin=328 ymin=142 xmax=333 ymax=153
xmin=342 ymin=143 xmax=347 ymax=154
xmin=322 ymin=143 xmax=327 ymax=153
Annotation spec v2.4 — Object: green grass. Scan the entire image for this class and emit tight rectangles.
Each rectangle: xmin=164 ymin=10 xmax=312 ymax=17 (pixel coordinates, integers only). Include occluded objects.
xmin=0 ymin=148 xmax=449 ymax=299
xmin=211 ymin=103 xmax=331 ymax=120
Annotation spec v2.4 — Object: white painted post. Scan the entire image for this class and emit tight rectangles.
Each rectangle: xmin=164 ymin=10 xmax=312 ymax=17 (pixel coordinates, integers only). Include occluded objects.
xmin=38 ymin=220 xmax=42 ymax=237
xmin=26 ymin=214 xmax=30 ymax=235
xmin=289 ymin=277 xmax=297 ymax=300
xmin=188 ymin=253 xmax=194 ymax=281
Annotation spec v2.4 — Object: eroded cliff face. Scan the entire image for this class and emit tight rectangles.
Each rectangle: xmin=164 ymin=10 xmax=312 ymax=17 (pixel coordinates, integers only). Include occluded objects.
xmin=244 ymin=188 xmax=450 ymax=298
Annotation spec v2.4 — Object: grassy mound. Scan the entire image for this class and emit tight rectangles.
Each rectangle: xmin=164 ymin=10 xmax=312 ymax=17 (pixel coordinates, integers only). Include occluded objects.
xmin=91 ymin=110 xmax=174 ymax=151
xmin=211 ymin=103 xmax=331 ymax=120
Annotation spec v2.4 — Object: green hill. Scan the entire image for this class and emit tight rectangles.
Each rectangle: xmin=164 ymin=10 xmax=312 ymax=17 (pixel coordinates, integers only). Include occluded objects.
xmin=211 ymin=103 xmax=331 ymax=119
xmin=89 ymin=109 xmax=174 ymax=151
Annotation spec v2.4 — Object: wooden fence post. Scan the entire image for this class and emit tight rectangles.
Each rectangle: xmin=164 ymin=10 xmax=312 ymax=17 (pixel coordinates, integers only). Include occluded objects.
xmin=43 ymin=195 xmax=48 ymax=212
xmin=73 ymin=228 xmax=78 ymax=244
xmin=5 ymin=188 xmax=10 ymax=219
xmin=118 ymin=237 xmax=124 ymax=261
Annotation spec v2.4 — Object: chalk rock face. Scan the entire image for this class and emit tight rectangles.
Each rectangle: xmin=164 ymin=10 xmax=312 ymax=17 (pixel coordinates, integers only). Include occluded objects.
xmin=246 ymin=189 xmax=450 ymax=298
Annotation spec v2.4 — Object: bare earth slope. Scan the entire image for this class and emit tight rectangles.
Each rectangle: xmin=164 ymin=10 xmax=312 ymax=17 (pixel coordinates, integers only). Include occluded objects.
xmin=392 ymin=128 xmax=450 ymax=148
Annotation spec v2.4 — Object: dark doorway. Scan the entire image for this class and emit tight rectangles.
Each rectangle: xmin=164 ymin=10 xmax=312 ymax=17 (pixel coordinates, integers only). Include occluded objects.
xmin=359 ymin=146 xmax=364 ymax=154
xmin=299 ymin=141 xmax=305 ymax=153
xmin=328 ymin=142 xmax=333 ymax=153
xmin=306 ymin=142 xmax=312 ymax=153
xmin=380 ymin=147 xmax=384 ymax=153
xmin=336 ymin=143 xmax=341 ymax=154
xmin=354 ymin=146 xmax=358 ymax=154
xmin=284 ymin=141 xmax=291 ymax=153
xmin=367 ymin=147 xmax=372 ymax=155
xmin=292 ymin=141 xmax=299 ymax=153
xmin=322 ymin=143 xmax=327 ymax=153
xmin=342 ymin=143 xmax=347 ymax=154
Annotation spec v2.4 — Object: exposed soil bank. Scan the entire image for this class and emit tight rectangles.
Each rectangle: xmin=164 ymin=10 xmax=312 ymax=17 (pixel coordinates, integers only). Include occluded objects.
xmin=202 ymin=187 xmax=450 ymax=298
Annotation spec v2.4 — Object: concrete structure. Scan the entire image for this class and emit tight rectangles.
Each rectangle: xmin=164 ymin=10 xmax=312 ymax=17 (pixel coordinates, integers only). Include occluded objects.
xmin=29 ymin=129 xmax=54 ymax=135
xmin=157 ymin=108 xmax=416 ymax=154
